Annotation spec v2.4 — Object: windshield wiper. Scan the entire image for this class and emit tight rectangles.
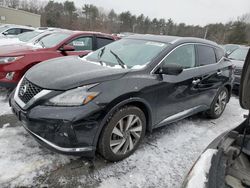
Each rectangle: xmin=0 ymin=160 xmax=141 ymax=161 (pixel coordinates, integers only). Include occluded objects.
xmin=97 ymin=47 xmax=106 ymax=65
xmin=39 ymin=41 xmax=45 ymax=48
xmin=110 ymin=50 xmax=126 ymax=69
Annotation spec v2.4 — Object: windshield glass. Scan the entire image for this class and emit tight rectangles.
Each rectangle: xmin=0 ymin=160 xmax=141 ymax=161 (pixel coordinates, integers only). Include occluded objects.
xmin=37 ymin=33 xmax=71 ymax=48
xmin=17 ymin=31 xmax=42 ymax=42
xmin=86 ymin=38 xmax=168 ymax=69
xmin=228 ymin=48 xmax=249 ymax=61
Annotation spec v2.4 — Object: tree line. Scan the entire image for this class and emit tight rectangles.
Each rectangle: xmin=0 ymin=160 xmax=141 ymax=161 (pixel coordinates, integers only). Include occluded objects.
xmin=2 ymin=0 xmax=250 ymax=45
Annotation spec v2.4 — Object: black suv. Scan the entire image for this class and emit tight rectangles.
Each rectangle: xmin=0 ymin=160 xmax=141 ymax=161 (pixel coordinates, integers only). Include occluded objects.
xmin=10 ymin=35 xmax=234 ymax=161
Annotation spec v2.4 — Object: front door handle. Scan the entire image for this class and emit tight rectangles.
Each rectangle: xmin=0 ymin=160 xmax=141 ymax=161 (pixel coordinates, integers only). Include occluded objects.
xmin=217 ymin=70 xmax=222 ymax=75
xmin=192 ymin=78 xmax=201 ymax=85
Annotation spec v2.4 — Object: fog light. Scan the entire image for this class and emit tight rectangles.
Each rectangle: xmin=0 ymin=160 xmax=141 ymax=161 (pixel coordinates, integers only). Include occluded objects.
xmin=6 ymin=72 xmax=15 ymax=80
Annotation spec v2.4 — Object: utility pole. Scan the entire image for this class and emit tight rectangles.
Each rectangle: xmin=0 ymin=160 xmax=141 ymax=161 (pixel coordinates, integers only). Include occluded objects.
xmin=204 ymin=27 xmax=208 ymax=39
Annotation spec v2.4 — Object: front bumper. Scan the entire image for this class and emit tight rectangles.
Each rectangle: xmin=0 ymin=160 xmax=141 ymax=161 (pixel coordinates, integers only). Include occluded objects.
xmin=10 ymin=96 xmax=104 ymax=157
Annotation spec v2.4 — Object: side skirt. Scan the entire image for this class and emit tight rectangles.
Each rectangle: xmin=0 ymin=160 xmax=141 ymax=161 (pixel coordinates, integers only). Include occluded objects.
xmin=154 ymin=105 xmax=208 ymax=128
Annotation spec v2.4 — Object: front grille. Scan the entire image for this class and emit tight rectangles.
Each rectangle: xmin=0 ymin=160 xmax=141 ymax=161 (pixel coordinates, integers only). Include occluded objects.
xmin=234 ymin=68 xmax=242 ymax=75
xmin=18 ymin=78 xmax=42 ymax=104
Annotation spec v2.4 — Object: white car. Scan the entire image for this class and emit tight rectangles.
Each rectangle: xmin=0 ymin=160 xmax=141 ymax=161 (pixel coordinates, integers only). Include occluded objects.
xmin=0 ymin=29 xmax=61 ymax=46
xmin=0 ymin=24 xmax=34 ymax=37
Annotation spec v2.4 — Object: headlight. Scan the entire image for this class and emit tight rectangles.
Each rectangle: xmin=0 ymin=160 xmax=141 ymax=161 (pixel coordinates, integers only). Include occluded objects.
xmin=47 ymin=84 xmax=99 ymax=106
xmin=0 ymin=56 xmax=23 ymax=64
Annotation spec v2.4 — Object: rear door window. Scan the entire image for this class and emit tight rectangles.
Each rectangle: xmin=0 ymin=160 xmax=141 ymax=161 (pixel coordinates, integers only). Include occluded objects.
xmin=197 ymin=45 xmax=217 ymax=66
xmin=97 ymin=37 xmax=114 ymax=49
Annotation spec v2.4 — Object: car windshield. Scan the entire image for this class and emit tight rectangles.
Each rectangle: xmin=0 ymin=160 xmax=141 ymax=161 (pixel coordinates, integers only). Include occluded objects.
xmin=36 ymin=33 xmax=71 ymax=48
xmin=228 ymin=48 xmax=249 ymax=61
xmin=224 ymin=44 xmax=239 ymax=53
xmin=86 ymin=38 xmax=168 ymax=69
xmin=17 ymin=31 xmax=42 ymax=42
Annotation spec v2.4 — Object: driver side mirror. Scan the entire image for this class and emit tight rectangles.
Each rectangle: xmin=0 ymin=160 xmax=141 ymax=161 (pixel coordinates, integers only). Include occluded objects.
xmin=2 ymin=31 xmax=8 ymax=35
xmin=156 ymin=63 xmax=183 ymax=75
xmin=60 ymin=44 xmax=75 ymax=51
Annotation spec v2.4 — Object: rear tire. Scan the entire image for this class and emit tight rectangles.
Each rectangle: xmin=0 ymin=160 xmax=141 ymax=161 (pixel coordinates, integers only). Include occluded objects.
xmin=98 ymin=106 xmax=146 ymax=162
xmin=207 ymin=87 xmax=229 ymax=119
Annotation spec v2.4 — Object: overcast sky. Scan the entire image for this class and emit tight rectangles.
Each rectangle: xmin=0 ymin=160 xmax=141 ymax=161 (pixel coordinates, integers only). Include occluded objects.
xmin=54 ymin=0 xmax=250 ymax=26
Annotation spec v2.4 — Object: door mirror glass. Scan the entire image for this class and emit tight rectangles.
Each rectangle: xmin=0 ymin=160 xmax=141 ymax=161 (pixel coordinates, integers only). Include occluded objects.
xmin=157 ymin=63 xmax=183 ymax=75
xmin=240 ymin=49 xmax=250 ymax=109
xmin=60 ymin=44 xmax=75 ymax=51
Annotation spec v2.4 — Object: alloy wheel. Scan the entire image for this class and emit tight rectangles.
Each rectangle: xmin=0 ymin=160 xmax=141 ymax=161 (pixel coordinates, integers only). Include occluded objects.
xmin=214 ymin=90 xmax=227 ymax=116
xmin=110 ymin=114 xmax=142 ymax=155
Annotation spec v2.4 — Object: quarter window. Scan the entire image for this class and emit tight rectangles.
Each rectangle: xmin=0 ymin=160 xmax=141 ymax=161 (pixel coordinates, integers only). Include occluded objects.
xmin=162 ymin=44 xmax=196 ymax=69
xmin=197 ymin=45 xmax=217 ymax=66
xmin=68 ymin=37 xmax=93 ymax=51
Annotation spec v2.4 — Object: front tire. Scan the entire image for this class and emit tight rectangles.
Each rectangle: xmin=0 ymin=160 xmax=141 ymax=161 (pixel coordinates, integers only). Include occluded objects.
xmin=98 ymin=106 xmax=146 ymax=162
xmin=207 ymin=87 xmax=229 ymax=119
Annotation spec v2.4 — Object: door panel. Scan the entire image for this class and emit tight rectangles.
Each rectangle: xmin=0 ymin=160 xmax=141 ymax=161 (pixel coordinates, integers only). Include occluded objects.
xmin=155 ymin=44 xmax=204 ymax=126
xmin=196 ymin=45 xmax=231 ymax=106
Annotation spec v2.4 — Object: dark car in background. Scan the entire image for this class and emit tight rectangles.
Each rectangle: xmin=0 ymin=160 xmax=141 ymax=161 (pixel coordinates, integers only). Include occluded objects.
xmin=182 ymin=49 xmax=250 ymax=188
xmin=10 ymin=35 xmax=234 ymax=161
xmin=0 ymin=30 xmax=118 ymax=88
xmin=228 ymin=46 xmax=250 ymax=90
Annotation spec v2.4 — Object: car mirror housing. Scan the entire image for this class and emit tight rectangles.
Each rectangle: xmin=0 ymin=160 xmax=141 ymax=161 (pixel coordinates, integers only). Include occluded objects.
xmin=60 ymin=44 xmax=75 ymax=52
xmin=156 ymin=63 xmax=183 ymax=75
xmin=240 ymin=49 xmax=250 ymax=109
xmin=2 ymin=31 xmax=8 ymax=35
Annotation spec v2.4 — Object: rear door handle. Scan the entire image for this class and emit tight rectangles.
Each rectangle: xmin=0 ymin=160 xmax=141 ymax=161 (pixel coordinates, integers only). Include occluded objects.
xmin=217 ymin=70 xmax=222 ymax=75
xmin=192 ymin=78 xmax=201 ymax=85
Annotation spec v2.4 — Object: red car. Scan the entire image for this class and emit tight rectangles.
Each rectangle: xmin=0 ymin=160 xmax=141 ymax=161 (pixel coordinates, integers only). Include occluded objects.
xmin=0 ymin=31 xmax=118 ymax=88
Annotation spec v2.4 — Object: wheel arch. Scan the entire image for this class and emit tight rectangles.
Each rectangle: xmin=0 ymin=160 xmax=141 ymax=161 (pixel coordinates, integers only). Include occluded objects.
xmin=93 ymin=96 xmax=153 ymax=148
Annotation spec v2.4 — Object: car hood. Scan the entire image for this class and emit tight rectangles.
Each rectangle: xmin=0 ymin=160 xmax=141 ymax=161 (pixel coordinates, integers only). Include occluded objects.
xmin=0 ymin=43 xmax=42 ymax=56
xmin=25 ymin=56 xmax=130 ymax=90
xmin=230 ymin=59 xmax=244 ymax=69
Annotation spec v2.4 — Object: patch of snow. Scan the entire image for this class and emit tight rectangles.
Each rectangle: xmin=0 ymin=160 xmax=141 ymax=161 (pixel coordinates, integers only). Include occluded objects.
xmin=0 ymin=89 xmax=12 ymax=115
xmin=95 ymin=97 xmax=246 ymax=188
xmin=186 ymin=149 xmax=218 ymax=188
xmin=131 ymin=64 xmax=147 ymax=69
xmin=0 ymin=93 xmax=246 ymax=187
xmin=0 ymin=126 xmax=73 ymax=188
xmin=25 ymin=42 xmax=43 ymax=49
xmin=2 ymin=123 xmax=10 ymax=128
xmin=0 ymin=38 xmax=24 ymax=46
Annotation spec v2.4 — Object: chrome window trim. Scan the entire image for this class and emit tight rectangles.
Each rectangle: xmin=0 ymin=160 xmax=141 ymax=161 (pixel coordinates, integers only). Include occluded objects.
xmin=150 ymin=42 xmax=224 ymax=74
xmin=14 ymin=77 xmax=52 ymax=110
